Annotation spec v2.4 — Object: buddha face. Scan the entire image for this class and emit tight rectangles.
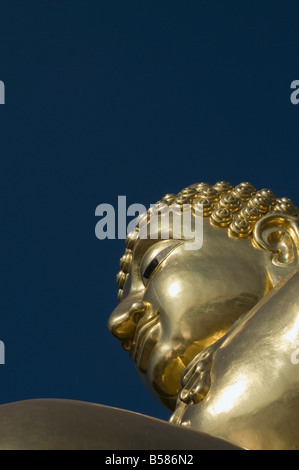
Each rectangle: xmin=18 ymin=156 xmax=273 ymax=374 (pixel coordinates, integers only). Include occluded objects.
xmin=108 ymin=220 xmax=273 ymax=409
xmin=108 ymin=182 xmax=299 ymax=410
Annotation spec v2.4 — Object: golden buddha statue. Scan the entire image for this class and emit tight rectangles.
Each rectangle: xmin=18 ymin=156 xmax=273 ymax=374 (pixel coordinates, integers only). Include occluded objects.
xmin=1 ymin=180 xmax=298 ymax=450
xmin=109 ymin=181 xmax=299 ymax=450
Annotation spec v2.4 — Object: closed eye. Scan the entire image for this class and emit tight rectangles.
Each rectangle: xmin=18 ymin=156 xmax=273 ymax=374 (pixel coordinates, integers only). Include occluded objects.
xmin=141 ymin=243 xmax=181 ymax=285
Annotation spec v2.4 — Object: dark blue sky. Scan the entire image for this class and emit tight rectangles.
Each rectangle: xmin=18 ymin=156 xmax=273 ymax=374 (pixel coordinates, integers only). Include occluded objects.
xmin=0 ymin=1 xmax=299 ymax=422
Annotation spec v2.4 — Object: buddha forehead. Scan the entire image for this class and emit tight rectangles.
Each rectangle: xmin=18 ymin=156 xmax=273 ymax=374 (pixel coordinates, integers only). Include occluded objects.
xmin=116 ymin=181 xmax=299 ymax=302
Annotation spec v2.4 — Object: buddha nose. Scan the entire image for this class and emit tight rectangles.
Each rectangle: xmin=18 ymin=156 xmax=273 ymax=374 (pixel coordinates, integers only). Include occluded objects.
xmin=108 ymin=297 xmax=151 ymax=351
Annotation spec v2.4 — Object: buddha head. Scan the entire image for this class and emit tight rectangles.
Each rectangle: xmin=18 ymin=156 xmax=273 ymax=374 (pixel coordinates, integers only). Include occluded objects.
xmin=108 ymin=181 xmax=299 ymax=410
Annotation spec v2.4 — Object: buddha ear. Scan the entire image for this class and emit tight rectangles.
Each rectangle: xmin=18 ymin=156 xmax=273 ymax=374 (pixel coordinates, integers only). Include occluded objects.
xmin=253 ymin=212 xmax=299 ymax=266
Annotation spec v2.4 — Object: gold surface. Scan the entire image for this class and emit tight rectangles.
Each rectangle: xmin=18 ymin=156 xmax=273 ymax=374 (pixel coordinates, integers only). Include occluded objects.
xmin=171 ymin=268 xmax=299 ymax=450
xmin=0 ymin=399 xmax=241 ymax=450
xmin=108 ymin=181 xmax=299 ymax=449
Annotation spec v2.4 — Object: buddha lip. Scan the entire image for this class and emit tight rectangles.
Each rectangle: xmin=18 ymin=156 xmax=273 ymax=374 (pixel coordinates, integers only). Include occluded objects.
xmin=130 ymin=312 xmax=160 ymax=366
